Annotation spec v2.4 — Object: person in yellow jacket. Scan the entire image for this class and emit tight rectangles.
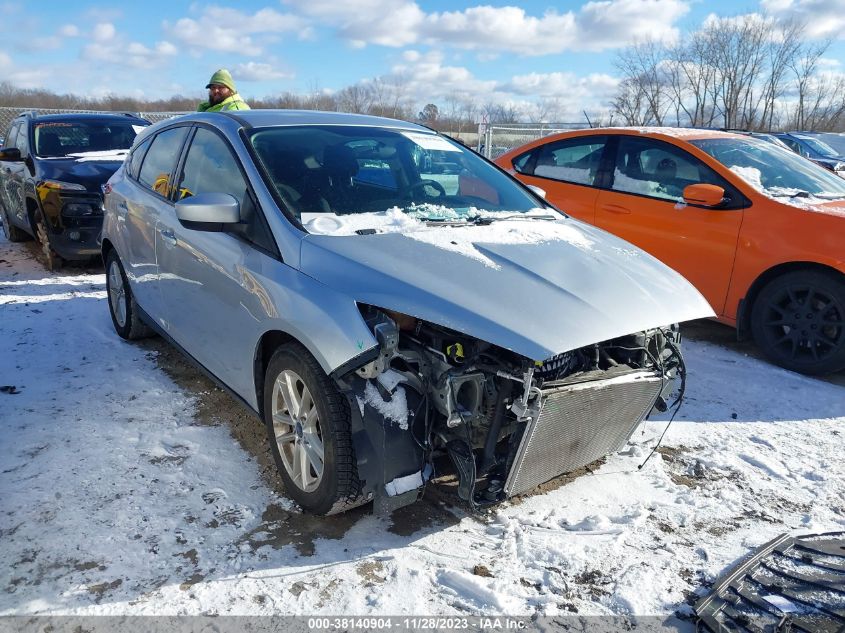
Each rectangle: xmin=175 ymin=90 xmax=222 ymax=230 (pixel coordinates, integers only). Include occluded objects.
xmin=197 ymin=69 xmax=250 ymax=112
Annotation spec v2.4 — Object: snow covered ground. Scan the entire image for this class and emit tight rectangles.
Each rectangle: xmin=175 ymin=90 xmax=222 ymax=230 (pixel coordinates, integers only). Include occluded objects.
xmin=1 ymin=232 xmax=843 ymax=622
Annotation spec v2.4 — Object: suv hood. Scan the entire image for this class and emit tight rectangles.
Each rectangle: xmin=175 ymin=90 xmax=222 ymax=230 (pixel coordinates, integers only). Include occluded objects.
xmin=300 ymin=218 xmax=714 ymax=361
xmin=38 ymin=155 xmax=126 ymax=191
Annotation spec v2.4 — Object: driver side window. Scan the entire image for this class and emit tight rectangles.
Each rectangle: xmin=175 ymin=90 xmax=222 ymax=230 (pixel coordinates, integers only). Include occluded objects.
xmin=612 ymin=137 xmax=731 ymax=203
xmin=179 ymin=127 xmax=275 ymax=253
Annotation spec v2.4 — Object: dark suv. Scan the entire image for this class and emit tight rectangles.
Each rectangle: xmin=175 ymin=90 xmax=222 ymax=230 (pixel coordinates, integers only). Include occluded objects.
xmin=0 ymin=112 xmax=149 ymax=269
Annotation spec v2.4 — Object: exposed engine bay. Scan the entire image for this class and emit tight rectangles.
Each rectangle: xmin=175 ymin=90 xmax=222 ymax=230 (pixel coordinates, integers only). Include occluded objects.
xmin=337 ymin=305 xmax=685 ymax=512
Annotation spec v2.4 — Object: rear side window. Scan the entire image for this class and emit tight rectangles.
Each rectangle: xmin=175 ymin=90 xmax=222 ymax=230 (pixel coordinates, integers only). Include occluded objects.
xmin=138 ymin=127 xmax=189 ymax=198
xmin=126 ymin=137 xmax=151 ymax=181
xmin=532 ymin=136 xmax=608 ymax=186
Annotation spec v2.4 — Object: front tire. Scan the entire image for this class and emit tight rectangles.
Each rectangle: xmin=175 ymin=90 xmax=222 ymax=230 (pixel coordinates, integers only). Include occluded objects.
xmin=263 ymin=343 xmax=363 ymax=515
xmin=105 ymin=249 xmax=153 ymax=340
xmin=35 ymin=214 xmax=64 ymax=271
xmin=751 ymin=270 xmax=845 ymax=375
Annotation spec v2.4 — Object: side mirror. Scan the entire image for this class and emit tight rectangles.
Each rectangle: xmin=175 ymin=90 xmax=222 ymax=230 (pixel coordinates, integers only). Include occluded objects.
xmin=526 ymin=184 xmax=547 ymax=200
xmin=683 ymin=183 xmax=725 ymax=207
xmin=0 ymin=147 xmax=22 ymax=162
xmin=175 ymin=192 xmax=240 ymax=231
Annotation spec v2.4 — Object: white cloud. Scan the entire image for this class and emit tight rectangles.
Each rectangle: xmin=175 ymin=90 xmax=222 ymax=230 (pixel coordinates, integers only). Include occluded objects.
xmin=92 ymin=22 xmax=116 ymax=42
xmin=284 ymin=0 xmax=689 ymax=54
xmin=232 ymin=61 xmax=294 ymax=81
xmin=82 ymin=25 xmax=178 ymax=70
xmin=500 ymin=72 xmax=619 ymax=99
xmin=59 ymin=24 xmax=79 ymax=37
xmin=761 ymin=0 xmax=845 ymax=40
xmin=164 ymin=7 xmax=308 ymax=55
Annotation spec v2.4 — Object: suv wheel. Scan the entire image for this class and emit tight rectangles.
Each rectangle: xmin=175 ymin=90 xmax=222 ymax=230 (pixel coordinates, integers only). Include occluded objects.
xmin=35 ymin=214 xmax=63 ymax=271
xmin=751 ymin=270 xmax=845 ymax=375
xmin=263 ymin=343 xmax=363 ymax=515
xmin=105 ymin=249 xmax=153 ymax=340
xmin=0 ymin=206 xmax=28 ymax=242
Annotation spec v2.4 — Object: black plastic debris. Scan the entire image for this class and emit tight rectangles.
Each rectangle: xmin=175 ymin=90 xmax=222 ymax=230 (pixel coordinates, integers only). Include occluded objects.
xmin=0 ymin=385 xmax=20 ymax=394
xmin=695 ymin=531 xmax=845 ymax=633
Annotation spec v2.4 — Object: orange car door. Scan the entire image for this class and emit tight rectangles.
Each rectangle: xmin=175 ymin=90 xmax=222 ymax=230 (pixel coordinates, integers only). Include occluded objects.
xmin=511 ymin=135 xmax=609 ymax=223
xmin=594 ymin=136 xmax=745 ymax=315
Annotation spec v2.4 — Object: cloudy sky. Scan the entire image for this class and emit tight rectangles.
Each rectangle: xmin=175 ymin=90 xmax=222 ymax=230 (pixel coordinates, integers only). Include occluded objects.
xmin=0 ymin=0 xmax=843 ymax=118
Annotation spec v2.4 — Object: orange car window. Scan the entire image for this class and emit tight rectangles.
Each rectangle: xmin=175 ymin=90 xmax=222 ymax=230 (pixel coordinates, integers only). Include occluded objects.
xmin=612 ymin=136 xmax=729 ymax=203
xmin=527 ymin=136 xmax=608 ymax=186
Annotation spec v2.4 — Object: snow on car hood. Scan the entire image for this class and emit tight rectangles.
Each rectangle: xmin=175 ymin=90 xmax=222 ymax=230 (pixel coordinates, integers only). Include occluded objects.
xmin=299 ymin=211 xmax=714 ymax=361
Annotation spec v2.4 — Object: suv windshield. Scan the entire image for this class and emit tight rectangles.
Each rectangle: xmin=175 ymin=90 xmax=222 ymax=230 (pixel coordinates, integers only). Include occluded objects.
xmin=249 ymin=125 xmax=545 ymax=228
xmin=34 ymin=121 xmax=144 ymax=158
xmin=796 ymin=135 xmax=839 ymax=158
xmin=691 ymin=137 xmax=845 ymax=200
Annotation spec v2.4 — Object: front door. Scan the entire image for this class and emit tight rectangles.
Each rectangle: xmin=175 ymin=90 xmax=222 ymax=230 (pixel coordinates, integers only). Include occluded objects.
xmin=156 ymin=126 xmax=278 ymax=399
xmin=594 ymin=136 xmax=744 ymax=315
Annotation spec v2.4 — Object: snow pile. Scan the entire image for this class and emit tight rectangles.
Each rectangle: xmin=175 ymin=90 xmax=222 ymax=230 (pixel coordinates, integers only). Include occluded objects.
xmin=363 ymin=380 xmax=409 ymax=430
xmin=304 ymin=207 xmax=593 ymax=268
xmin=534 ymin=165 xmax=592 ymax=184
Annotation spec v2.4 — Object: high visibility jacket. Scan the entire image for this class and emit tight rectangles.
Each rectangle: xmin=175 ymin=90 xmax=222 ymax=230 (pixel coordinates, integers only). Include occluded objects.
xmin=197 ymin=93 xmax=250 ymax=112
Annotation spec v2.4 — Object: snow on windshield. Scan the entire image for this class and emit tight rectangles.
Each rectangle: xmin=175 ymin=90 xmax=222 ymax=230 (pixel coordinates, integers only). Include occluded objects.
xmin=66 ymin=150 xmax=129 ymax=162
xmin=729 ymin=166 xmax=845 ymax=216
xmin=302 ymin=207 xmax=593 ymax=268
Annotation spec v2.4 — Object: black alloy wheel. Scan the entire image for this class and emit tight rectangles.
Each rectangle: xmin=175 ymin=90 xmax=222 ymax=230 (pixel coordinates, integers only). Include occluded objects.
xmin=751 ymin=270 xmax=845 ymax=375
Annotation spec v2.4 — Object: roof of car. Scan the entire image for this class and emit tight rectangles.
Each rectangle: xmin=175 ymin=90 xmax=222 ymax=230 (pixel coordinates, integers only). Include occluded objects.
xmin=220 ymin=109 xmax=431 ymax=132
xmin=588 ymin=126 xmax=746 ymax=141
xmin=23 ymin=112 xmax=149 ymax=124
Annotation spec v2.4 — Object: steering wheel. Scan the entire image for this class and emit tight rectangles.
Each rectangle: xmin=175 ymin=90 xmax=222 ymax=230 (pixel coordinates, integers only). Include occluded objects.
xmin=407 ymin=179 xmax=447 ymax=200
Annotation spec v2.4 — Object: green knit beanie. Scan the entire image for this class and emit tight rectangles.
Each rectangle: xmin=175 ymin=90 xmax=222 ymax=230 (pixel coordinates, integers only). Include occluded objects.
xmin=206 ymin=68 xmax=236 ymax=92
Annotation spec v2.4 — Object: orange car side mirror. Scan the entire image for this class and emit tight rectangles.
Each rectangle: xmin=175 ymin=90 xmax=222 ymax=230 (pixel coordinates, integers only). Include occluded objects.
xmin=683 ymin=183 xmax=725 ymax=207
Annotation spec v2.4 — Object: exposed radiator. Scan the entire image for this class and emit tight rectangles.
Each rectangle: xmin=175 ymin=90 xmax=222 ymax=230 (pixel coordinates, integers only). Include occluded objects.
xmin=504 ymin=370 xmax=664 ymax=497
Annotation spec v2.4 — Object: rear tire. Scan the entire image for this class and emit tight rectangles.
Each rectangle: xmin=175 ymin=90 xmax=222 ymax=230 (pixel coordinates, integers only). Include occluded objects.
xmin=105 ymin=249 xmax=153 ymax=340
xmin=751 ymin=270 xmax=845 ymax=375
xmin=263 ymin=342 xmax=364 ymax=515
xmin=0 ymin=205 xmax=28 ymax=242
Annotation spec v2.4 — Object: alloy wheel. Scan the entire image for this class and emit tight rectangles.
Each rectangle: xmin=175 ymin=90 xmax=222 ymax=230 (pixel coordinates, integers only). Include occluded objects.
xmin=271 ymin=369 xmax=325 ymax=493
xmin=107 ymin=259 xmax=127 ymax=328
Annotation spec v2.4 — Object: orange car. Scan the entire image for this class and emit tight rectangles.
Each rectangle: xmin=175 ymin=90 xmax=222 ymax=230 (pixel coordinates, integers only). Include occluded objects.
xmin=495 ymin=128 xmax=845 ymax=375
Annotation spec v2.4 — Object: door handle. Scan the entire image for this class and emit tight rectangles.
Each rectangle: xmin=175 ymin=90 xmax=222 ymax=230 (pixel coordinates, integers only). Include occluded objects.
xmin=600 ymin=203 xmax=631 ymax=215
xmin=159 ymin=228 xmax=177 ymax=245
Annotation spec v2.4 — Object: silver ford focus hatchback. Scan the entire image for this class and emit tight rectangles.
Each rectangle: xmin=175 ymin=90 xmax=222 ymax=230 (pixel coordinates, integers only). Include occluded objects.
xmin=101 ymin=110 xmax=713 ymax=515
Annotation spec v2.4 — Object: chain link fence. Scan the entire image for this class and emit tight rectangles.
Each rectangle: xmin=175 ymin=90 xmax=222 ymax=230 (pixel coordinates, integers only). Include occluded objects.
xmin=0 ymin=107 xmax=189 ymax=138
xmin=476 ymin=122 xmax=590 ymax=159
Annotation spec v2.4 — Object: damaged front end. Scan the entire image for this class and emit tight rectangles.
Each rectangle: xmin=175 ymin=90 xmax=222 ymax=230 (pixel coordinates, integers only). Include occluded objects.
xmin=335 ymin=305 xmax=684 ymax=512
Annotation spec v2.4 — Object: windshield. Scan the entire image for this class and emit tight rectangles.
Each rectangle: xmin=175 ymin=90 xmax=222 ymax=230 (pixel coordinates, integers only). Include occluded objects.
xmin=690 ymin=137 xmax=845 ymax=199
xmin=249 ymin=125 xmax=546 ymax=228
xmin=35 ymin=121 xmax=145 ymax=158
xmin=819 ymin=133 xmax=845 ymax=156
xmin=795 ymin=135 xmax=839 ymax=158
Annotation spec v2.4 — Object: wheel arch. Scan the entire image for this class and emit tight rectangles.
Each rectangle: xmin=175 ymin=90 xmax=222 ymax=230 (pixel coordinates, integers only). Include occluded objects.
xmin=737 ymin=261 xmax=845 ymax=339
xmin=253 ymin=330 xmax=297 ymax=420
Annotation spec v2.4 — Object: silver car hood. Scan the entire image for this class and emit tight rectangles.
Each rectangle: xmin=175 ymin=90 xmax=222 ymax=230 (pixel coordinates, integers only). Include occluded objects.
xmin=299 ymin=219 xmax=714 ymax=361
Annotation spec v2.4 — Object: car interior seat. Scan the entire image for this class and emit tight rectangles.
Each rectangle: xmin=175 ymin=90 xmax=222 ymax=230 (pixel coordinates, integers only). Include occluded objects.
xmin=321 ymin=144 xmax=360 ymax=213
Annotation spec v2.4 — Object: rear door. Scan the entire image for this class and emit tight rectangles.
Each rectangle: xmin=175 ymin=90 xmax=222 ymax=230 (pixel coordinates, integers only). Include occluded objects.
xmin=156 ymin=125 xmax=279 ymax=397
xmin=509 ymin=135 xmax=609 ymax=223
xmin=594 ymin=135 xmax=744 ymax=315
xmin=0 ymin=122 xmax=23 ymax=227
xmin=5 ymin=122 xmax=29 ymax=231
